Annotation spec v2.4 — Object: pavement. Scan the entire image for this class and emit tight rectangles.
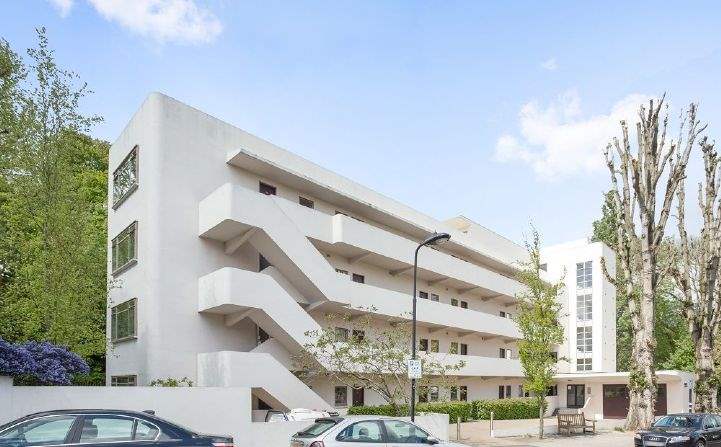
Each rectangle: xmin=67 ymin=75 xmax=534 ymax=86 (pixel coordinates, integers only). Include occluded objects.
xmin=449 ymin=418 xmax=634 ymax=446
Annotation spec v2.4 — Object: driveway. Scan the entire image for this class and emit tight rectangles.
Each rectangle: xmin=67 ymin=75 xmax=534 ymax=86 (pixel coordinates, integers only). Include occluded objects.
xmin=463 ymin=431 xmax=634 ymax=446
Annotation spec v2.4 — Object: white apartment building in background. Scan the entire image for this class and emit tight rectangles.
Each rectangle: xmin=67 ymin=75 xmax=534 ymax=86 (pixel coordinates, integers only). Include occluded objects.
xmin=106 ymin=93 xmax=692 ymax=420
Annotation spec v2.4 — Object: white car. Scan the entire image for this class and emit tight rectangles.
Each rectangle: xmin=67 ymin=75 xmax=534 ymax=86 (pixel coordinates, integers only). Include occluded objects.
xmin=290 ymin=415 xmax=470 ymax=447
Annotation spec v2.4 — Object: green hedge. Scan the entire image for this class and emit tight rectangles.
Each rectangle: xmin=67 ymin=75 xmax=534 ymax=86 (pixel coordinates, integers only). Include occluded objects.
xmin=347 ymin=402 xmax=473 ymax=423
xmin=473 ymin=398 xmax=540 ymax=420
xmin=348 ymin=398 xmax=540 ymax=422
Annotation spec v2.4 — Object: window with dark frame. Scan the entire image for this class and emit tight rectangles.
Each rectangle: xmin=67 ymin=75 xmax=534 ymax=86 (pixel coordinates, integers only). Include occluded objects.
xmin=335 ymin=327 xmax=350 ymax=341
xmin=460 ymin=343 xmax=468 ymax=355
xmin=450 ymin=386 xmax=458 ymax=401
xmin=352 ymin=329 xmax=365 ymax=342
xmin=430 ymin=293 xmax=439 ymax=302
xmin=352 ymin=273 xmax=365 ymax=284
xmin=428 ymin=386 xmax=439 ymax=402
xmin=112 ymin=221 xmax=138 ymax=275
xmin=430 ymin=339 xmax=439 ymax=353
xmin=334 ymin=386 xmax=348 ymax=406
xmin=419 ymin=339 xmax=429 ymax=352
xmin=419 ymin=291 xmax=428 ymax=299
xmin=460 ymin=301 xmax=468 ymax=309
xmin=111 ymin=375 xmax=137 ymax=386
xmin=459 ymin=385 xmax=468 ymax=402
xmin=451 ymin=298 xmax=458 ymax=306
xmin=111 ymin=298 xmax=137 ymax=342
xmin=335 ymin=268 xmax=349 ymax=276
xmin=259 ymin=181 xmax=277 ymax=195
xmin=299 ymin=196 xmax=314 ymax=209
xmin=112 ymin=146 xmax=139 ymax=209
xmin=449 ymin=341 xmax=458 ymax=354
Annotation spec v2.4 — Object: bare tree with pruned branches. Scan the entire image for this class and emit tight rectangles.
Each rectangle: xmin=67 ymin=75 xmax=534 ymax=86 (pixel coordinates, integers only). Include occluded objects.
xmin=672 ymin=137 xmax=721 ymax=412
xmin=603 ymin=96 xmax=704 ymax=429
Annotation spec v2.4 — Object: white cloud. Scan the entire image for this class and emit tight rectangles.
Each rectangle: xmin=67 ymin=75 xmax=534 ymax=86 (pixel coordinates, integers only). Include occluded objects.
xmin=47 ymin=0 xmax=222 ymax=44
xmin=48 ymin=0 xmax=74 ymax=16
xmin=540 ymin=58 xmax=557 ymax=71
xmin=494 ymin=90 xmax=651 ymax=180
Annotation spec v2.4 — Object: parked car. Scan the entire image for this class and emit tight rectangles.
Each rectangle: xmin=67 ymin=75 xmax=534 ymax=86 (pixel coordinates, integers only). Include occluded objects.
xmin=634 ymin=413 xmax=721 ymax=447
xmin=0 ymin=409 xmax=234 ymax=447
xmin=266 ymin=408 xmax=334 ymax=422
xmin=290 ymin=416 xmax=469 ymax=447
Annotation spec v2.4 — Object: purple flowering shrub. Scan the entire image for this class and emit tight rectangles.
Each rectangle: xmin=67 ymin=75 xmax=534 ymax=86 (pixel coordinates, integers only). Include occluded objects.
xmin=0 ymin=338 xmax=89 ymax=385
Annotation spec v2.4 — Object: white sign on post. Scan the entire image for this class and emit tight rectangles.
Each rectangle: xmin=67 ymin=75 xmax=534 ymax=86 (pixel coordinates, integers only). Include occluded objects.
xmin=407 ymin=359 xmax=422 ymax=379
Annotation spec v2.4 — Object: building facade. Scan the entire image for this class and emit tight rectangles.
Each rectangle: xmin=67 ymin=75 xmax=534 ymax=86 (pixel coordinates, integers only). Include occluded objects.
xmin=106 ymin=93 xmax=691 ymax=419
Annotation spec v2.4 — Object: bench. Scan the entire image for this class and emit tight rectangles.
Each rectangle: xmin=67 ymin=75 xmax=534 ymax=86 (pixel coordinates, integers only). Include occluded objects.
xmin=557 ymin=412 xmax=596 ymax=435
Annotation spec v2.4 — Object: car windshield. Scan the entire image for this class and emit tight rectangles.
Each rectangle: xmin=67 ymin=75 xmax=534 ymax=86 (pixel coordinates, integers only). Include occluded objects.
xmin=295 ymin=419 xmax=338 ymax=438
xmin=653 ymin=416 xmax=701 ymax=428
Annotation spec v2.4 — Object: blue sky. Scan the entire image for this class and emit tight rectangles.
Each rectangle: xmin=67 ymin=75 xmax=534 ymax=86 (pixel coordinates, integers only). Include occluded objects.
xmin=3 ymin=1 xmax=721 ymax=244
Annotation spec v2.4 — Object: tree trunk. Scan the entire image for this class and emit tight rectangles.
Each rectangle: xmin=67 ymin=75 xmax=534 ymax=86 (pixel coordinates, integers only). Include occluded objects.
xmin=694 ymin=328 xmax=717 ymax=412
xmin=538 ymin=403 xmax=544 ymax=439
xmin=626 ymin=241 xmax=656 ymax=430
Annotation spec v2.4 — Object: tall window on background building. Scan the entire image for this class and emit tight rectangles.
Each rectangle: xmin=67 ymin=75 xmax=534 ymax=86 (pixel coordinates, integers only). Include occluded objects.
xmin=576 ymin=261 xmax=593 ymax=289
xmin=576 ymin=326 xmax=593 ymax=354
xmin=112 ymin=146 xmax=138 ymax=209
xmin=576 ymin=293 xmax=592 ymax=321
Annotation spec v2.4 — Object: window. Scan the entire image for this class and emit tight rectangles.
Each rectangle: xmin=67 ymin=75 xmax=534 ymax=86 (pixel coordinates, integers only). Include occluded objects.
xmin=134 ymin=420 xmax=161 ymax=441
xmin=577 ymin=294 xmax=592 ymax=321
xmin=567 ymin=384 xmax=586 ymax=407
xmin=335 ymin=327 xmax=350 ymax=341
xmin=576 ymin=358 xmax=593 ymax=371
xmin=498 ymin=385 xmax=512 ymax=399
xmin=547 ymin=385 xmax=558 ymax=396
xmin=460 ymin=301 xmax=468 ymax=309
xmin=299 ymin=196 xmax=314 ymax=209
xmin=460 ymin=343 xmax=468 ymax=355
xmin=112 ymin=221 xmax=138 ymax=275
xmin=499 ymin=311 xmax=506 ymax=318
xmin=576 ymin=261 xmax=593 ymax=288
xmin=550 ymin=351 xmax=558 ymax=361
xmin=336 ymin=268 xmax=349 ymax=276
xmin=335 ymin=421 xmax=383 ymax=442
xmin=0 ymin=415 xmax=77 ymax=446
xmin=451 ymin=298 xmax=458 ymax=306
xmin=383 ymin=420 xmax=430 ymax=444
xmin=79 ymin=416 xmax=135 ymax=442
xmin=111 ymin=299 xmax=137 ymax=342
xmin=505 ymin=312 xmax=512 ymax=319
xmin=112 ymin=146 xmax=138 ymax=209
xmin=418 ymin=291 xmax=428 ymax=299
xmin=418 ymin=386 xmax=428 ymax=403
xmin=518 ymin=385 xmax=525 ymax=397
xmin=352 ymin=330 xmax=365 ymax=342
xmin=450 ymin=386 xmax=458 ymax=401
xmin=110 ymin=375 xmax=137 ymax=386
xmin=430 ymin=340 xmax=439 ymax=353
xmin=257 ymin=327 xmax=270 ymax=344
xmin=449 ymin=342 xmax=458 ymax=354
xmin=335 ymin=386 xmax=348 ymax=406
xmin=428 ymin=386 xmax=439 ymax=402
xmin=430 ymin=293 xmax=439 ymax=302
xmin=499 ymin=348 xmax=507 ymax=359
xmin=576 ymin=326 xmax=593 ymax=353
xmin=259 ymin=254 xmax=272 ymax=271
xmin=419 ymin=339 xmax=428 ymax=352
xmin=259 ymin=181 xmax=276 ymax=195
xmin=352 ymin=273 xmax=365 ymax=284
xmin=459 ymin=386 xmax=468 ymax=402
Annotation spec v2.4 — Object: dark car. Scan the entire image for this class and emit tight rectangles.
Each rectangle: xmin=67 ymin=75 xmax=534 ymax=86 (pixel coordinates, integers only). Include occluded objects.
xmin=635 ymin=413 xmax=721 ymax=447
xmin=0 ymin=409 xmax=234 ymax=447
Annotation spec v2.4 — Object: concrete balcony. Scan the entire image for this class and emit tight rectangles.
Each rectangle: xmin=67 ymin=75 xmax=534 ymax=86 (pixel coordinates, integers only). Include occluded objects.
xmin=422 ymin=353 xmax=523 ymax=378
xmin=199 ymin=183 xmax=525 ymax=306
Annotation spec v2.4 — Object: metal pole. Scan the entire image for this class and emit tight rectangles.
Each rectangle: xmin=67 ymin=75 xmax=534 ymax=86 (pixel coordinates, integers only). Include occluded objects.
xmin=410 ymin=245 xmax=421 ymax=422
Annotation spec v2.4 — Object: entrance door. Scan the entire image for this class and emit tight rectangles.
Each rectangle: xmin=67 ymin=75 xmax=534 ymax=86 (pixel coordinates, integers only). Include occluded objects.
xmin=655 ymin=384 xmax=667 ymax=416
xmin=352 ymin=387 xmax=364 ymax=406
xmin=603 ymin=385 xmax=629 ymax=419
xmin=567 ymin=384 xmax=585 ymax=408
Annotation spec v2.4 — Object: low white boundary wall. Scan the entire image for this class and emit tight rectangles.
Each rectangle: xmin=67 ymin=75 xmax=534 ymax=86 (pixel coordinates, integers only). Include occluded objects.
xmin=0 ymin=377 xmax=251 ymax=442
xmin=0 ymin=377 xmax=449 ymax=446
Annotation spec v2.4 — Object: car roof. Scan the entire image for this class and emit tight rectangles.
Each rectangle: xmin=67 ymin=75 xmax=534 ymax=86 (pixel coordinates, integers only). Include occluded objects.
xmin=21 ymin=409 xmax=154 ymax=418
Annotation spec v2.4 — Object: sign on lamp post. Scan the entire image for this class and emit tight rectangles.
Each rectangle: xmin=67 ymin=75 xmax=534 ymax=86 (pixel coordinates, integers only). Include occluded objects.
xmin=407 ymin=359 xmax=422 ymax=380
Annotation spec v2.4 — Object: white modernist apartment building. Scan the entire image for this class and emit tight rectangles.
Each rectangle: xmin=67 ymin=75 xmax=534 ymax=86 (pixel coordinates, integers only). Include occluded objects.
xmin=106 ymin=93 xmax=692 ymax=420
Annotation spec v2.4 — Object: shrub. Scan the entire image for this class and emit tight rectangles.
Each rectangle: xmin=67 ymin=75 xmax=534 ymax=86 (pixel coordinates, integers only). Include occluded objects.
xmin=473 ymin=398 xmax=540 ymax=420
xmin=349 ymin=398 xmax=540 ymax=422
xmin=0 ymin=338 xmax=89 ymax=385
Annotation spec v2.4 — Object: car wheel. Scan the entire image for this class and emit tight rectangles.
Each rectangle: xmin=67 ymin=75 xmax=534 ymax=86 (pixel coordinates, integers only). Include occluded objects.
xmin=696 ymin=440 xmax=705 ymax=447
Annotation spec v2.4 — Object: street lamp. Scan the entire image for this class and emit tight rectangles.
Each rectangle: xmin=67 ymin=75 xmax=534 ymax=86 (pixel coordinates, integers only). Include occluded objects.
xmin=410 ymin=232 xmax=451 ymax=421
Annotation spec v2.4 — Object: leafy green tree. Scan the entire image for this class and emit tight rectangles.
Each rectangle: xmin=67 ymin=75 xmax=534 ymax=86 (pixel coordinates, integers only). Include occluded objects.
xmin=515 ymin=229 xmax=564 ymax=439
xmin=0 ymin=29 xmax=108 ymax=384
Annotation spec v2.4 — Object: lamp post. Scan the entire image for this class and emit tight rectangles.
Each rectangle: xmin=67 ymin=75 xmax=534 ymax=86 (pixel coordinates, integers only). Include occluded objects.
xmin=410 ymin=232 xmax=451 ymax=422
